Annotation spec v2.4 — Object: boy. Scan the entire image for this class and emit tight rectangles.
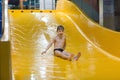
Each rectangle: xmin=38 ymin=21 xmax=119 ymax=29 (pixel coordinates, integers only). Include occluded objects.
xmin=42 ymin=25 xmax=81 ymax=61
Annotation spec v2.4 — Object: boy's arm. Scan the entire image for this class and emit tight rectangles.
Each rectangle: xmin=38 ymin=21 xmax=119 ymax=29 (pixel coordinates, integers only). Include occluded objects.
xmin=63 ymin=37 xmax=66 ymax=50
xmin=41 ymin=38 xmax=55 ymax=54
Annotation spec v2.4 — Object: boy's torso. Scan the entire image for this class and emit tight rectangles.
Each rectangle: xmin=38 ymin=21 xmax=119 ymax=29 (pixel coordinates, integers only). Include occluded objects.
xmin=54 ymin=35 xmax=65 ymax=49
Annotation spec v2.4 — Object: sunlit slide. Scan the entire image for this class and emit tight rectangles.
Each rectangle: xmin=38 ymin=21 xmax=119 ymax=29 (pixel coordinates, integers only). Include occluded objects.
xmin=9 ymin=0 xmax=120 ymax=80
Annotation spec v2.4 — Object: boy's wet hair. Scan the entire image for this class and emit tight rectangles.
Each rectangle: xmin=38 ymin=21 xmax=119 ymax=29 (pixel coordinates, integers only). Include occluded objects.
xmin=57 ymin=25 xmax=64 ymax=32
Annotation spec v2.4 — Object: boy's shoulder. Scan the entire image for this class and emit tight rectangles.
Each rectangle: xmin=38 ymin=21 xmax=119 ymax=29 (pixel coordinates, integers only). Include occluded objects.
xmin=53 ymin=36 xmax=58 ymax=40
xmin=61 ymin=35 xmax=66 ymax=38
xmin=54 ymin=35 xmax=66 ymax=38
xmin=62 ymin=35 xmax=66 ymax=39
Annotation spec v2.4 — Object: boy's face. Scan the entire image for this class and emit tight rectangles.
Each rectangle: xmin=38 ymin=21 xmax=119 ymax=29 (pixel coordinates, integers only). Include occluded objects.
xmin=57 ymin=30 xmax=64 ymax=35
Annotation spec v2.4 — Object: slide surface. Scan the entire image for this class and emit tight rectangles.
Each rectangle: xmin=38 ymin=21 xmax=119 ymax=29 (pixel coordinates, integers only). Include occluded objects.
xmin=9 ymin=0 xmax=120 ymax=80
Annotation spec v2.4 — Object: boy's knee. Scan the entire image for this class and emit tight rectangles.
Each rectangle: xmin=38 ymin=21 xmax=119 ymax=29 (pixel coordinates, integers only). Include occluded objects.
xmin=54 ymin=52 xmax=61 ymax=57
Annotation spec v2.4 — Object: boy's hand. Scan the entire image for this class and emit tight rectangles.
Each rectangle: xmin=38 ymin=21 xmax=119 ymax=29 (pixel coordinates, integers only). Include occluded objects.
xmin=41 ymin=51 xmax=46 ymax=55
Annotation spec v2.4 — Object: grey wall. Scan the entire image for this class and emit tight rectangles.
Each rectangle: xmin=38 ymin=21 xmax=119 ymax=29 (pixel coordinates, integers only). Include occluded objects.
xmin=71 ymin=0 xmax=99 ymax=22
xmin=114 ymin=0 xmax=120 ymax=31
xmin=103 ymin=0 xmax=115 ymax=30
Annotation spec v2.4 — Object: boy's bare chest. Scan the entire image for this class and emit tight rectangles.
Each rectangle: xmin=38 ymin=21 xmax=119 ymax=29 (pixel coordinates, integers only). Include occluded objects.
xmin=55 ymin=37 xmax=65 ymax=43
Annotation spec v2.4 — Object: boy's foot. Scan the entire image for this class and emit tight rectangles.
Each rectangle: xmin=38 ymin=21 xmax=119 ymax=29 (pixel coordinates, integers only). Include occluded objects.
xmin=69 ymin=54 xmax=74 ymax=61
xmin=73 ymin=52 xmax=81 ymax=61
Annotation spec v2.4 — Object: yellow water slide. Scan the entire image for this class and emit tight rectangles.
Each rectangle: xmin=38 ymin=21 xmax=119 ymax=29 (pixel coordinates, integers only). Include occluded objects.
xmin=9 ymin=0 xmax=120 ymax=80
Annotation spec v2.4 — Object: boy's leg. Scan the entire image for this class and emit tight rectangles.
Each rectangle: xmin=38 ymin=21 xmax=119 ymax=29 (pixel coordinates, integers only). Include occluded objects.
xmin=54 ymin=51 xmax=74 ymax=60
xmin=73 ymin=52 xmax=81 ymax=61
xmin=62 ymin=51 xmax=74 ymax=60
xmin=63 ymin=51 xmax=81 ymax=61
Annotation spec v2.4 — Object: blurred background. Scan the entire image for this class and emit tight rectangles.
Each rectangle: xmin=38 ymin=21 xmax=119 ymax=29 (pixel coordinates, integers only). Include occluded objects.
xmin=6 ymin=0 xmax=120 ymax=32
xmin=0 ymin=0 xmax=120 ymax=39
xmin=8 ymin=0 xmax=57 ymax=9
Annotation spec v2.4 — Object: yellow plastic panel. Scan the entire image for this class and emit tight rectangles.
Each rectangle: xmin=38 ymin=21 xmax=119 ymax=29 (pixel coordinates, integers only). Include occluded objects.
xmin=0 ymin=42 xmax=11 ymax=80
xmin=57 ymin=0 xmax=120 ymax=58
xmin=9 ymin=0 xmax=120 ymax=80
